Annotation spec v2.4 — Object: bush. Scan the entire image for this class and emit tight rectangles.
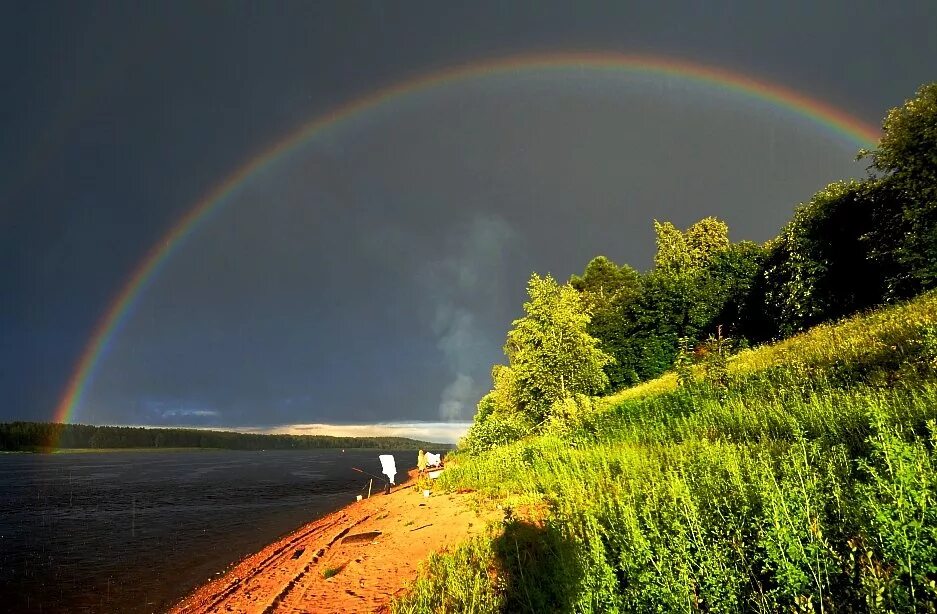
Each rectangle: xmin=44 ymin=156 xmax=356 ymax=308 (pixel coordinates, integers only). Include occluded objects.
xmin=461 ymin=409 xmax=534 ymax=455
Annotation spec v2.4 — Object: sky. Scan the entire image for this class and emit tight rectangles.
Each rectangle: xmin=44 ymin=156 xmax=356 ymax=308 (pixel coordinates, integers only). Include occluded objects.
xmin=2 ymin=1 xmax=936 ymax=442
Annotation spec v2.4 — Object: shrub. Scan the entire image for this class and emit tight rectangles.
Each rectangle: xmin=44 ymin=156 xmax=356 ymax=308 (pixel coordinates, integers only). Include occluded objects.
xmin=461 ymin=409 xmax=534 ymax=455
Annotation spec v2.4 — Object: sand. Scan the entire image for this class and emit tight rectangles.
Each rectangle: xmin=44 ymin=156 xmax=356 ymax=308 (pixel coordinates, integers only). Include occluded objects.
xmin=171 ymin=469 xmax=497 ymax=613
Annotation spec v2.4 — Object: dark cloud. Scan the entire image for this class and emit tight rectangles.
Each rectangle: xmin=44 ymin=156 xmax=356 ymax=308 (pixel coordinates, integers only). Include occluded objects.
xmin=2 ymin=1 xmax=936 ymax=426
xmin=80 ymin=74 xmax=866 ymax=426
xmin=423 ymin=214 xmax=517 ymax=420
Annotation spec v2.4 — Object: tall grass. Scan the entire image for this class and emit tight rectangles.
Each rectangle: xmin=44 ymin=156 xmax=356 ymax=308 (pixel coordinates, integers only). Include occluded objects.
xmin=393 ymin=292 xmax=937 ymax=613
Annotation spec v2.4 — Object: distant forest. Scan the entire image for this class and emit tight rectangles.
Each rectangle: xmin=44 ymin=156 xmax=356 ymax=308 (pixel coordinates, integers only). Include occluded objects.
xmin=0 ymin=422 xmax=449 ymax=452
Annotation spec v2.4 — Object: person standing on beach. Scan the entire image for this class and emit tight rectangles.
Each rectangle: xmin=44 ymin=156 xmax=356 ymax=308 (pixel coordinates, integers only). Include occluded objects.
xmin=417 ymin=449 xmax=427 ymax=474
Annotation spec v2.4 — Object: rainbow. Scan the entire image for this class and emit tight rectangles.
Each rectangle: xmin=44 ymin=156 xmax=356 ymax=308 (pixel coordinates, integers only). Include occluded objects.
xmin=53 ymin=51 xmax=881 ymax=426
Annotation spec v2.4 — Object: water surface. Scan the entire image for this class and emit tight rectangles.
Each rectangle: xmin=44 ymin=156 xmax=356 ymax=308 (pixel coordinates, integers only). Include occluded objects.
xmin=0 ymin=449 xmax=410 ymax=613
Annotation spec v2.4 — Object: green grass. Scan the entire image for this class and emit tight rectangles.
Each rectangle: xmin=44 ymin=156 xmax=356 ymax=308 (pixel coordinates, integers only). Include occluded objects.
xmin=392 ymin=292 xmax=937 ymax=613
xmin=393 ymin=538 xmax=504 ymax=614
xmin=322 ymin=564 xmax=346 ymax=579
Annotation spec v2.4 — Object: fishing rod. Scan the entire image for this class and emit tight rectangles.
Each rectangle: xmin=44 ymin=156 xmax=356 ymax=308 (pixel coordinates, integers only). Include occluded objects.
xmin=351 ymin=466 xmax=388 ymax=484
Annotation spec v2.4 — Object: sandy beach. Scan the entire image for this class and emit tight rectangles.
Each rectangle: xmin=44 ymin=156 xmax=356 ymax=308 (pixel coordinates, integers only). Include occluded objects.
xmin=171 ymin=469 xmax=497 ymax=613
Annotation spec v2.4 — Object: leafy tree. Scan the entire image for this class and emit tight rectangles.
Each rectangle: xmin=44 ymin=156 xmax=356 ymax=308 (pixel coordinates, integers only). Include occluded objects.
xmin=653 ymin=217 xmax=729 ymax=274
xmin=758 ymin=84 xmax=936 ymax=336
xmin=586 ymin=302 xmax=644 ymax=389
xmin=568 ymin=219 xmax=759 ymax=388
xmin=705 ymin=240 xmax=768 ymax=341
xmin=866 ymin=82 xmax=937 ymax=201
xmin=763 ymin=181 xmax=885 ymax=336
xmin=505 ymin=274 xmax=612 ymax=424
xmin=484 ymin=364 xmax=521 ymax=415
xmin=641 ymin=217 xmax=736 ymax=350
xmin=685 ymin=216 xmax=731 ymax=266
xmin=570 ymin=256 xmax=643 ymax=390
xmin=569 ymin=255 xmax=641 ymax=312
xmin=653 ymin=220 xmax=692 ymax=272
xmin=861 ymin=82 xmax=937 ymax=298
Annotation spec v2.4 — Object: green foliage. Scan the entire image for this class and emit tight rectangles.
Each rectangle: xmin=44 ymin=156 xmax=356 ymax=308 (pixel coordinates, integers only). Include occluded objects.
xmin=575 ymin=216 xmax=760 ymax=390
xmin=857 ymin=426 xmax=937 ymax=610
xmin=545 ymin=393 xmax=600 ymax=440
xmin=392 ymin=537 xmax=504 ymax=613
xmin=653 ymin=219 xmax=693 ymax=272
xmin=686 ymin=216 xmax=731 ymax=266
xmin=486 ymin=364 xmax=521 ymax=416
xmin=321 ymin=564 xmax=346 ymax=579
xmin=653 ymin=216 xmax=730 ymax=274
xmin=503 ymin=81 xmax=935 ymax=410
xmin=570 ymin=256 xmax=644 ymax=390
xmin=763 ymin=180 xmax=885 ymax=336
xmin=707 ymin=240 xmax=768 ymax=341
xmin=504 ymin=274 xmax=612 ymax=424
xmin=869 ymin=82 xmax=937 ymax=189
xmin=395 ymin=291 xmax=937 ymax=613
xmin=461 ymin=394 xmax=535 ymax=454
xmin=569 ymin=255 xmax=640 ymax=313
xmin=646 ymin=217 xmax=733 ymax=343
xmin=920 ymin=325 xmax=937 ymax=371
xmin=419 ymin=81 xmax=937 ymax=611
xmin=700 ymin=328 xmax=731 ymax=393
xmin=862 ymin=83 xmax=937 ymax=298
xmin=674 ymin=336 xmax=696 ymax=388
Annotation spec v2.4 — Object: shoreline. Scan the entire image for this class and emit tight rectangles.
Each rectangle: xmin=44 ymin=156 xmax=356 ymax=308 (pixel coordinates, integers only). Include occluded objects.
xmin=0 ymin=446 xmax=455 ymax=456
xmin=171 ymin=469 xmax=498 ymax=613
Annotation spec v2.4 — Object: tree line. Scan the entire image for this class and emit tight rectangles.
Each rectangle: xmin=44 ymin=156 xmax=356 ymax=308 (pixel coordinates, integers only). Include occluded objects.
xmin=0 ymin=421 xmax=446 ymax=452
xmin=463 ymin=82 xmax=937 ymax=452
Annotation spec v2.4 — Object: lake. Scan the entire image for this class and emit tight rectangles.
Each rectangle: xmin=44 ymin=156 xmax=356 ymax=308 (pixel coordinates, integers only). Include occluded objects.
xmin=0 ymin=449 xmax=412 ymax=613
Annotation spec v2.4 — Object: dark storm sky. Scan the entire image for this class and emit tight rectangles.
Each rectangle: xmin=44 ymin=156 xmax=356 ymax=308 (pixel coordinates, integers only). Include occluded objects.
xmin=2 ymin=1 xmax=936 ymax=431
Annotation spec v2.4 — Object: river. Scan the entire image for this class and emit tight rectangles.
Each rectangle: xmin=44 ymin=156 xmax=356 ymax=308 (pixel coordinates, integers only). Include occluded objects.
xmin=0 ymin=449 xmax=411 ymax=613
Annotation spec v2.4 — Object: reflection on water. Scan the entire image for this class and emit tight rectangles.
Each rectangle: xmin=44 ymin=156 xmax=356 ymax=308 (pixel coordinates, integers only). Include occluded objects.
xmin=0 ymin=449 xmax=405 ymax=613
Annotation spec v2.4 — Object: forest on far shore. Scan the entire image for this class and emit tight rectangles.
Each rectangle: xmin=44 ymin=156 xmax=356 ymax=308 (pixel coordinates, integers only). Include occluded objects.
xmin=0 ymin=421 xmax=450 ymax=452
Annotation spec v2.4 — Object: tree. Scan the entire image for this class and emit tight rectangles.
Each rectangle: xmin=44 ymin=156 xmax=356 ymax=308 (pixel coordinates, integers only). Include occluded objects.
xmin=570 ymin=256 xmax=643 ymax=390
xmin=569 ymin=255 xmax=641 ymax=312
xmin=647 ymin=216 xmax=732 ymax=341
xmin=867 ymin=82 xmax=937 ymax=198
xmin=762 ymin=181 xmax=885 ymax=336
xmin=862 ymin=82 xmax=937 ymax=298
xmin=707 ymin=240 xmax=768 ymax=342
xmin=566 ymin=218 xmax=755 ymax=389
xmin=505 ymin=274 xmax=612 ymax=424
xmin=653 ymin=217 xmax=729 ymax=274
xmin=685 ymin=217 xmax=731 ymax=266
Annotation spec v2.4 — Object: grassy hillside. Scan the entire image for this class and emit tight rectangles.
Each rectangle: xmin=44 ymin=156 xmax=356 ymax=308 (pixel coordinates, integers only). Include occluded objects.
xmin=393 ymin=291 xmax=937 ymax=612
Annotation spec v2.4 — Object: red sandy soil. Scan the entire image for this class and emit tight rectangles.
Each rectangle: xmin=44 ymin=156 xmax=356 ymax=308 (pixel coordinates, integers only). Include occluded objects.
xmin=171 ymin=470 xmax=498 ymax=614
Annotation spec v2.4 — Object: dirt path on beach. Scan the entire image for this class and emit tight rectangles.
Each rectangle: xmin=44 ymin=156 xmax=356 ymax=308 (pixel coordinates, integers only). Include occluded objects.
xmin=171 ymin=470 xmax=498 ymax=614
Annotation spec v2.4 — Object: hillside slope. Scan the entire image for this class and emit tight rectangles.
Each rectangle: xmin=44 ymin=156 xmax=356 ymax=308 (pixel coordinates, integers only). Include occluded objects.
xmin=394 ymin=291 xmax=937 ymax=612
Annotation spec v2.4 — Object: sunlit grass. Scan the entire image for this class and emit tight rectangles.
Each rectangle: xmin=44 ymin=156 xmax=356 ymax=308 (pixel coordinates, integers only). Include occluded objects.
xmin=392 ymin=291 xmax=937 ymax=612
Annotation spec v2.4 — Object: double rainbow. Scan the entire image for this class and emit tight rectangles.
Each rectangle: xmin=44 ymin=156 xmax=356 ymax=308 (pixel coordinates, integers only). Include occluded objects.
xmin=53 ymin=51 xmax=881 ymax=426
